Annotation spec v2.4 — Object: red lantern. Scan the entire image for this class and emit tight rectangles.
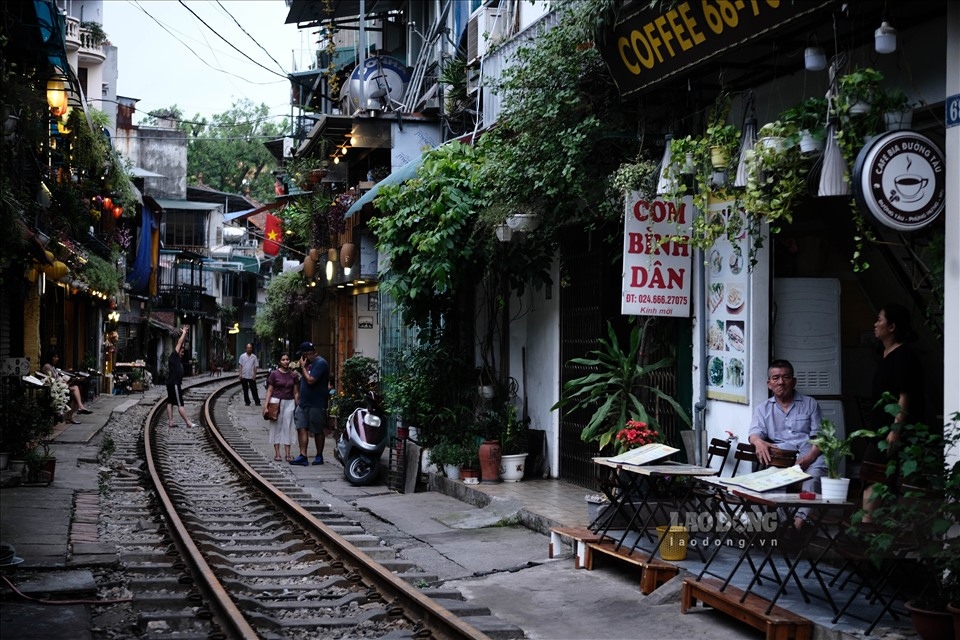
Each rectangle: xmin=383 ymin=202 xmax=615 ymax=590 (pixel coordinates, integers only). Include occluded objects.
xmin=102 ymin=197 xmax=113 ymax=210
xmin=113 ymin=205 xmax=123 ymax=219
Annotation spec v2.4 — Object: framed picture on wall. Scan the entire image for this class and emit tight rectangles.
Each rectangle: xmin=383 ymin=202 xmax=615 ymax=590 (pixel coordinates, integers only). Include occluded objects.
xmin=367 ymin=293 xmax=378 ymax=311
xmin=358 ymin=316 xmax=374 ymax=329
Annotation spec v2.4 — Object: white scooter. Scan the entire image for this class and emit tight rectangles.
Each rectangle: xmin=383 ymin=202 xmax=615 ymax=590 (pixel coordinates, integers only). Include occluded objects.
xmin=335 ymin=406 xmax=386 ymax=486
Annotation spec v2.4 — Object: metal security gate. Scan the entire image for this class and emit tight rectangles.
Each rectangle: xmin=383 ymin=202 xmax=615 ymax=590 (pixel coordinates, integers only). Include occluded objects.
xmin=557 ymin=229 xmax=689 ymax=489
xmin=558 ymin=229 xmax=620 ymax=489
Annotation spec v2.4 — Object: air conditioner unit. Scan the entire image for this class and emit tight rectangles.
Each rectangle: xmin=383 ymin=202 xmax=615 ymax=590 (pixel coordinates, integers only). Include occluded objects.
xmin=466 ymin=5 xmax=512 ymax=63
xmin=466 ymin=68 xmax=481 ymax=96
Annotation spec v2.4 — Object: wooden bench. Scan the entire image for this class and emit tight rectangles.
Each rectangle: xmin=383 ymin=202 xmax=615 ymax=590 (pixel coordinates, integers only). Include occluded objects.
xmin=548 ymin=527 xmax=602 ymax=569
xmin=681 ymin=576 xmax=812 ymax=640
xmin=586 ymin=540 xmax=679 ymax=594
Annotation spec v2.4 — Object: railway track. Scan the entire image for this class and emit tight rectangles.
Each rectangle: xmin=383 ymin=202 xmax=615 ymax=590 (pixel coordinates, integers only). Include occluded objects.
xmin=92 ymin=376 xmax=513 ymax=639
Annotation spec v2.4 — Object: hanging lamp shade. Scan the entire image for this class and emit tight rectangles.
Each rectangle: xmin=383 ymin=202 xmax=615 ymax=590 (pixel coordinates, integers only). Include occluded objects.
xmin=734 ymin=118 xmax=758 ymax=188
xmin=340 ymin=242 xmax=357 ymax=269
xmin=325 ymin=247 xmax=337 ymax=281
xmin=46 ymin=78 xmax=67 ymax=115
xmin=42 ymin=260 xmax=69 ymax=280
xmin=655 ymin=134 xmax=675 ymax=196
xmin=818 ymin=120 xmax=850 ymax=197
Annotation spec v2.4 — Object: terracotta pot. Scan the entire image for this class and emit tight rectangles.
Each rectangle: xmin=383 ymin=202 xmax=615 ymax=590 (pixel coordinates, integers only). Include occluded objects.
xmin=905 ymin=601 xmax=953 ymax=640
xmin=478 ymin=440 xmax=501 ymax=484
xmin=42 ymin=458 xmax=56 ymax=483
xmin=340 ymin=242 xmax=358 ymax=270
xmin=947 ymin=602 xmax=960 ymax=639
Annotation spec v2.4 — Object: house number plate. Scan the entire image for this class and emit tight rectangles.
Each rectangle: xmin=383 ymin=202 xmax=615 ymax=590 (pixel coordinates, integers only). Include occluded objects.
xmin=947 ymin=94 xmax=960 ymax=128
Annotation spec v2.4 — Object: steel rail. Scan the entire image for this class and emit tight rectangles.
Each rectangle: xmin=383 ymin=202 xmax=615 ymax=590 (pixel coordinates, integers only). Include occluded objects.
xmin=142 ymin=377 xmax=260 ymax=639
xmin=200 ymin=380 xmax=491 ymax=640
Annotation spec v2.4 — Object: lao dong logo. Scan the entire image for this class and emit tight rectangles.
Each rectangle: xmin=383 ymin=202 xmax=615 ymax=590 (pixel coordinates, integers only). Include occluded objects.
xmin=669 ymin=510 xmax=781 ymax=549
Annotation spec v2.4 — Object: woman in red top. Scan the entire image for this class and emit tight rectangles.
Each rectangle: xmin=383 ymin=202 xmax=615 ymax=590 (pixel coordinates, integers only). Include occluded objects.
xmin=264 ymin=353 xmax=299 ymax=461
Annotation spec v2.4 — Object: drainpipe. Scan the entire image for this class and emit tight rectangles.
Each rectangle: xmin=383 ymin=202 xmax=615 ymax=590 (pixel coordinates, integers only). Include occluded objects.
xmin=358 ymin=0 xmax=366 ymax=112
xmin=692 ymin=245 xmax=707 ymax=465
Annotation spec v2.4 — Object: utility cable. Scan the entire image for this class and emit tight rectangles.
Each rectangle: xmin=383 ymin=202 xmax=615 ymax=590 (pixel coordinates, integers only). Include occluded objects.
xmin=177 ymin=0 xmax=289 ymax=81
xmin=215 ymin=0 xmax=289 ymax=76
xmin=130 ymin=1 xmax=284 ymax=85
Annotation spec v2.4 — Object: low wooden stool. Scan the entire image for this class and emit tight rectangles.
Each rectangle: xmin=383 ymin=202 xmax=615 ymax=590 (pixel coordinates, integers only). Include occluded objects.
xmin=681 ymin=576 xmax=812 ymax=640
xmin=549 ymin=527 xmax=602 ymax=569
xmin=586 ymin=540 xmax=679 ymax=594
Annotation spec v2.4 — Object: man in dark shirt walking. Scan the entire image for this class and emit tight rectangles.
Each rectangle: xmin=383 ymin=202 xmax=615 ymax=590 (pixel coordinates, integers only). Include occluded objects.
xmin=290 ymin=341 xmax=329 ymax=466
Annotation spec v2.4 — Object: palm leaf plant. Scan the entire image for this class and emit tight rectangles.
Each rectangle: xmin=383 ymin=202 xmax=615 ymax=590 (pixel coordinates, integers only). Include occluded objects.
xmin=552 ymin=321 xmax=691 ymax=451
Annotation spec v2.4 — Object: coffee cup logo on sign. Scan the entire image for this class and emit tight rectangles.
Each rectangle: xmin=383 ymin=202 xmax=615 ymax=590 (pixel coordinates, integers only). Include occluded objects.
xmin=892 ymin=174 xmax=928 ymax=202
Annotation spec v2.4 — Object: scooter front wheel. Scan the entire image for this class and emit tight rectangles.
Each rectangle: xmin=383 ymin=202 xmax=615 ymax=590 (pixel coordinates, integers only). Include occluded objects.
xmin=344 ymin=454 xmax=380 ymax=486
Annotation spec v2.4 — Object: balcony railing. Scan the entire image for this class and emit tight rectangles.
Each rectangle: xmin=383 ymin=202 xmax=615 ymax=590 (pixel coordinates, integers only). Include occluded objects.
xmin=65 ymin=17 xmax=80 ymax=52
xmin=64 ymin=17 xmax=106 ymax=63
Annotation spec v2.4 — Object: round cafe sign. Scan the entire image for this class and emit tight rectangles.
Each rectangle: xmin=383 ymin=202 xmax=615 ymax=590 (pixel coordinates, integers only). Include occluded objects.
xmin=853 ymin=130 xmax=945 ymax=231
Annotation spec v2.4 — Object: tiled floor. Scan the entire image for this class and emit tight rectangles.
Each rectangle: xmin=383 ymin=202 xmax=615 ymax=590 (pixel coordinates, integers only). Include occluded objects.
xmin=465 ymin=477 xmax=593 ymax=529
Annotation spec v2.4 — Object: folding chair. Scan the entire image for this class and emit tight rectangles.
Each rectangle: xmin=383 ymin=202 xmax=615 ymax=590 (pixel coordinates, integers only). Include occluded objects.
xmin=731 ymin=442 xmax=758 ymax=476
xmin=705 ymin=438 xmax=732 ymax=475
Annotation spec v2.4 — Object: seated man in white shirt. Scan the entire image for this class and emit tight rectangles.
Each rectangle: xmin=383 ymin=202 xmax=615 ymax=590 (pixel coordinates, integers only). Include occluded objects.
xmin=748 ymin=359 xmax=825 ymax=529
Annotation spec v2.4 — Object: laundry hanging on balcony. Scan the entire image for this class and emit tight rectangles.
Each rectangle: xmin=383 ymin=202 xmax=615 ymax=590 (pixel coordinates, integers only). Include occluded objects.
xmin=127 ymin=199 xmax=161 ymax=295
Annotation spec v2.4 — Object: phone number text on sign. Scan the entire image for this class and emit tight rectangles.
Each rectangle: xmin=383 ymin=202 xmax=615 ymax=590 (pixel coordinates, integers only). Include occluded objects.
xmin=621 ymin=193 xmax=693 ymax=317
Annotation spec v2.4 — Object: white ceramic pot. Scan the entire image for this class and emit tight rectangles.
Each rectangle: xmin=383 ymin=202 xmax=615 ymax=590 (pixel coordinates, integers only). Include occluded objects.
xmin=820 ymin=477 xmax=850 ymax=502
xmin=799 ymin=130 xmax=823 ymax=155
xmin=884 ymin=109 xmax=913 ymax=131
xmin=759 ymin=136 xmax=786 ymax=153
xmin=499 ymin=453 xmax=528 ymax=482
xmin=506 ymin=214 xmax=540 ymax=232
xmin=443 ymin=464 xmax=461 ymax=481
xmin=848 ymin=100 xmax=871 ymax=115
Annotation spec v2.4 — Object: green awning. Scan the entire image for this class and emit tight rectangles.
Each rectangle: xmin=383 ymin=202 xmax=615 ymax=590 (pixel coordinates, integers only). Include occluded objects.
xmin=203 ymin=256 xmax=260 ymax=274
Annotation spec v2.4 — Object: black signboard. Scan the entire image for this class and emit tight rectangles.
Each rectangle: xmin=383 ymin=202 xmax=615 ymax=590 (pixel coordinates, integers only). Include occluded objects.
xmin=599 ymin=0 xmax=831 ymax=97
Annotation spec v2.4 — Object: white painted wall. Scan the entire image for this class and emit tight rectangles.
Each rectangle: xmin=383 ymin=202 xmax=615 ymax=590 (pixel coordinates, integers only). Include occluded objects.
xmin=944 ymin=5 xmax=959 ymax=467
xmin=507 ymin=257 xmax=560 ymax=477
xmin=692 ymin=224 xmax=772 ymax=475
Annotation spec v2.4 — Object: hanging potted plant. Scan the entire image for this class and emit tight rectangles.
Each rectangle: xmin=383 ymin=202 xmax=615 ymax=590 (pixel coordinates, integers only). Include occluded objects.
xmin=876 ymin=87 xmax=914 ymax=131
xmin=780 ymin=97 xmax=828 ymax=155
xmin=705 ymin=122 xmax=740 ymax=171
xmin=836 ymin=67 xmax=884 ymax=117
xmin=742 ymin=121 xmax=806 ymax=235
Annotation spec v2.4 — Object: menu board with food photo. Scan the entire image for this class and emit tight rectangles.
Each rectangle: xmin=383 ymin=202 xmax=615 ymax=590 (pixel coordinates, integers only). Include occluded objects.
xmin=704 ymin=197 xmax=750 ymax=404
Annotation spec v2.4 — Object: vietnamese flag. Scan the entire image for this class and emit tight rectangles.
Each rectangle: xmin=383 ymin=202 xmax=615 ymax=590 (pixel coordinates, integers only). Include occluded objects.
xmin=264 ymin=214 xmax=282 ymax=256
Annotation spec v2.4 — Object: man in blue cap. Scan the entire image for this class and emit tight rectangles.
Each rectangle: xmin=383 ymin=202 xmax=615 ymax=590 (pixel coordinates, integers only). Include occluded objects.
xmin=290 ymin=341 xmax=329 ymax=466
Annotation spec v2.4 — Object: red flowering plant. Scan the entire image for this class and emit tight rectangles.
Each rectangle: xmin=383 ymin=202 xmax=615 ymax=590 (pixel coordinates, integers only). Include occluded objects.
xmin=614 ymin=420 xmax=661 ymax=454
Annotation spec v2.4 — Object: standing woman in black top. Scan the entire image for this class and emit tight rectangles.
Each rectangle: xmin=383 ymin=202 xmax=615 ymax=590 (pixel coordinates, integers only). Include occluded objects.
xmin=165 ymin=326 xmax=196 ymax=428
xmin=861 ymin=303 xmax=926 ymax=520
